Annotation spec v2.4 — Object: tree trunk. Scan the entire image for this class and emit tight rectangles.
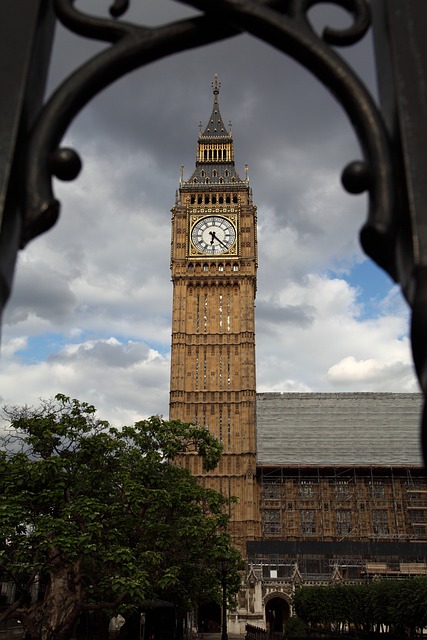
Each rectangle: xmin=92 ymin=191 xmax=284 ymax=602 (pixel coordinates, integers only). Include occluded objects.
xmin=19 ymin=564 xmax=83 ymax=640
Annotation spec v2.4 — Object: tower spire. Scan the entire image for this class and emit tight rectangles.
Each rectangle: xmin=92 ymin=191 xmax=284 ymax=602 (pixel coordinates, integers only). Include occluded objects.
xmin=182 ymin=77 xmax=245 ymax=186
xmin=212 ymin=73 xmax=221 ymax=96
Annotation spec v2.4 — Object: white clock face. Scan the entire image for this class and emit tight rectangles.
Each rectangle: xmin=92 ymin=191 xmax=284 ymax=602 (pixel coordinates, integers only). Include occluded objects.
xmin=191 ymin=216 xmax=236 ymax=255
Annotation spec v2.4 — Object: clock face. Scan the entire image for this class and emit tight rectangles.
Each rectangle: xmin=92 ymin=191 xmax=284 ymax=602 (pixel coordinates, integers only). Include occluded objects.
xmin=191 ymin=216 xmax=236 ymax=255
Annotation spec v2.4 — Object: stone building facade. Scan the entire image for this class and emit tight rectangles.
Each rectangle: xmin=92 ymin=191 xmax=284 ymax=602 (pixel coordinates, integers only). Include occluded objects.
xmin=169 ymin=75 xmax=260 ymax=548
xmin=169 ymin=79 xmax=427 ymax=634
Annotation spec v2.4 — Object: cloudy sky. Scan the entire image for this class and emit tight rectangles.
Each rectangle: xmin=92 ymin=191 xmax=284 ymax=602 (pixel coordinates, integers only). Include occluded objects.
xmin=1 ymin=1 xmax=419 ymax=425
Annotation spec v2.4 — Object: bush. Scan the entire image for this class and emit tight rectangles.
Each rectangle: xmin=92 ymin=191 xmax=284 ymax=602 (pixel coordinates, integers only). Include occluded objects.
xmin=285 ymin=616 xmax=308 ymax=638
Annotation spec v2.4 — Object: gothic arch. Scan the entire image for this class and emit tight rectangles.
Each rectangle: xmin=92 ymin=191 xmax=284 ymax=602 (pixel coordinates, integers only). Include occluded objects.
xmin=264 ymin=592 xmax=291 ymax=633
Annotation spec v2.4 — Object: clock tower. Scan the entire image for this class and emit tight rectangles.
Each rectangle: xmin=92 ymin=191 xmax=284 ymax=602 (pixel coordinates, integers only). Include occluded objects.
xmin=169 ymin=76 xmax=260 ymax=547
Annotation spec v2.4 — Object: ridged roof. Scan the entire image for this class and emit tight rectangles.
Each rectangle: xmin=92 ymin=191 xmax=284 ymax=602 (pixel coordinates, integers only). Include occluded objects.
xmin=256 ymin=392 xmax=423 ymax=467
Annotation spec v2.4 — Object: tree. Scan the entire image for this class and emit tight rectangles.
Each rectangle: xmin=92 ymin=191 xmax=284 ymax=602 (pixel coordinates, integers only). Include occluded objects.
xmin=294 ymin=578 xmax=427 ymax=637
xmin=0 ymin=394 xmax=241 ymax=640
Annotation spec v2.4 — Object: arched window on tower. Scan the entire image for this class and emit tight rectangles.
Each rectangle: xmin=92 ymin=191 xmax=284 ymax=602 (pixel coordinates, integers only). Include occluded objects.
xmin=191 ymin=195 xmax=195 ymax=204
xmin=233 ymin=194 xmax=238 ymax=203
xmin=198 ymin=195 xmax=202 ymax=204
xmin=233 ymin=263 xmax=239 ymax=272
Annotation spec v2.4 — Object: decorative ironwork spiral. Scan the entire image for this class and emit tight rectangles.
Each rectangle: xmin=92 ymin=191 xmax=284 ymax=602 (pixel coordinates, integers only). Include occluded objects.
xmin=23 ymin=0 xmax=426 ymax=465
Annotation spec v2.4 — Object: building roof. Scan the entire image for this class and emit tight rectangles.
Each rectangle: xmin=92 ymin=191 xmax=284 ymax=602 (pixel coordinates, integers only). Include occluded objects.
xmin=256 ymin=392 xmax=423 ymax=467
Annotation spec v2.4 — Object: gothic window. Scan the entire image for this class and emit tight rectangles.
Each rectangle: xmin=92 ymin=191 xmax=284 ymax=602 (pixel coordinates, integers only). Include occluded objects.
xmin=191 ymin=195 xmax=195 ymax=204
xmin=372 ymin=509 xmax=389 ymax=535
xmin=233 ymin=195 xmax=238 ymax=203
xmin=299 ymin=480 xmax=315 ymax=499
xmin=334 ymin=480 xmax=350 ymax=499
xmin=370 ymin=480 xmax=386 ymax=499
xmin=226 ymin=195 xmax=231 ymax=204
xmin=264 ymin=510 xmax=281 ymax=536
xmin=233 ymin=264 xmax=239 ymax=272
xmin=203 ymin=350 xmax=207 ymax=390
xmin=218 ymin=264 xmax=224 ymax=272
xmin=225 ymin=169 xmax=229 ymax=177
xmin=205 ymin=195 xmax=209 ymax=204
xmin=219 ymin=178 xmax=224 ymax=184
xmin=213 ymin=170 xmax=217 ymax=177
xmin=206 ymin=178 xmax=210 ymax=184
xmin=227 ymin=409 xmax=231 ymax=448
xmin=263 ymin=482 xmax=279 ymax=500
xmin=212 ymin=195 xmax=217 ymax=204
xmin=203 ymin=264 xmax=209 ymax=272
xmin=408 ymin=508 xmax=427 ymax=537
xmin=219 ymin=195 xmax=224 ymax=203
xmin=201 ymin=170 xmax=205 ymax=177
xmin=336 ymin=510 xmax=352 ymax=535
xmin=301 ymin=510 xmax=316 ymax=534
xmin=198 ymin=196 xmax=202 ymax=204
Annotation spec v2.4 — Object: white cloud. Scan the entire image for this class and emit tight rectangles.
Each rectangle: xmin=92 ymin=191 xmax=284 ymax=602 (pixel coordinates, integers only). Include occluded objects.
xmin=1 ymin=4 xmax=420 ymax=425
xmin=327 ymin=356 xmax=416 ymax=390
xmin=0 ymin=336 xmax=170 ymax=424
xmin=256 ymin=274 xmax=417 ymax=394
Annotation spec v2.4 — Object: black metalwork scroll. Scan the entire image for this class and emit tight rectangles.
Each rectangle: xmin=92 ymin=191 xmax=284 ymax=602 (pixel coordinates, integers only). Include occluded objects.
xmin=21 ymin=0 xmax=427 ymax=464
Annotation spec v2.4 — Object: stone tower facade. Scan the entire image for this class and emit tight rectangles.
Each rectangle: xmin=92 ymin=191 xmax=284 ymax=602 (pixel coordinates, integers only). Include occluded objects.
xmin=169 ymin=76 xmax=261 ymax=548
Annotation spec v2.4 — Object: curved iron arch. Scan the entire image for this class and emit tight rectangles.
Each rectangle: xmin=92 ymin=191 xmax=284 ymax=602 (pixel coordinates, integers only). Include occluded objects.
xmin=22 ymin=0 xmax=427 ymax=464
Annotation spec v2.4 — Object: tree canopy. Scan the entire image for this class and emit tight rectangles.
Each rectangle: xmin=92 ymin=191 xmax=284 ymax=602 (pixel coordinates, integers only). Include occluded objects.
xmin=293 ymin=578 xmax=427 ymax=636
xmin=0 ymin=394 xmax=241 ymax=640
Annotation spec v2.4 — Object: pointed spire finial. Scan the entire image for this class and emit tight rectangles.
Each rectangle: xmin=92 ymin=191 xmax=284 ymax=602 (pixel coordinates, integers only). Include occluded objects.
xmin=212 ymin=74 xmax=220 ymax=96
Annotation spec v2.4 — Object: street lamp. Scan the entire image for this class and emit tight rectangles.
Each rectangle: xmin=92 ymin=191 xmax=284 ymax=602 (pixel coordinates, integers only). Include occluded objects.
xmin=220 ymin=561 xmax=229 ymax=640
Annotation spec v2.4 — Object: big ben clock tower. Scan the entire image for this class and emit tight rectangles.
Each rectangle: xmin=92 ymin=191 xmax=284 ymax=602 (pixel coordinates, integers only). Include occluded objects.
xmin=169 ymin=76 xmax=260 ymax=547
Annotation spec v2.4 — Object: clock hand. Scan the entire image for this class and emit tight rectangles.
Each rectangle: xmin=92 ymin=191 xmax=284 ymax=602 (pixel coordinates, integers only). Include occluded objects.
xmin=216 ymin=236 xmax=229 ymax=249
xmin=209 ymin=230 xmax=229 ymax=249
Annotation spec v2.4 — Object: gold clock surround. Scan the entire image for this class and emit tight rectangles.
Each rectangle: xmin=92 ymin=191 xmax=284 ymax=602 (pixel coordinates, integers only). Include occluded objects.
xmin=189 ymin=211 xmax=238 ymax=257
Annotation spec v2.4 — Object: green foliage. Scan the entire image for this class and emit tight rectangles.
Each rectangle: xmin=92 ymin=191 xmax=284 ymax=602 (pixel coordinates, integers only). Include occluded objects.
xmin=284 ymin=616 xmax=308 ymax=638
xmin=0 ymin=395 xmax=240 ymax=640
xmin=294 ymin=577 xmax=427 ymax=635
